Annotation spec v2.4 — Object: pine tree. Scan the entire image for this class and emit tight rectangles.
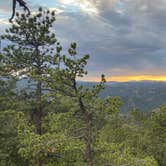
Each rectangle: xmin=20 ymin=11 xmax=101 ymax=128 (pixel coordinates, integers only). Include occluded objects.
xmin=1 ymin=7 xmax=59 ymax=166
xmin=0 ymin=41 xmax=28 ymax=165
xmin=47 ymin=42 xmax=122 ymax=165
xmin=0 ymin=6 xmax=160 ymax=166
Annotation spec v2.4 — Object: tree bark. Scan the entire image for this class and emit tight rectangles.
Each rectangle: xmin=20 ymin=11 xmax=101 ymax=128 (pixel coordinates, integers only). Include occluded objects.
xmin=85 ymin=114 xmax=93 ymax=166
xmin=35 ymin=46 xmax=43 ymax=165
xmin=36 ymin=81 xmax=42 ymax=135
xmin=36 ymin=81 xmax=43 ymax=166
xmin=73 ymin=79 xmax=94 ymax=166
xmin=37 ymin=159 xmax=42 ymax=166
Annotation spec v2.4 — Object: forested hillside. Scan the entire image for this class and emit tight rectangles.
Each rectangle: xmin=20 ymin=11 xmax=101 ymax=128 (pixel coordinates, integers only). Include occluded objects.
xmin=0 ymin=8 xmax=165 ymax=166
xmin=17 ymin=80 xmax=166 ymax=112
xmin=81 ymin=81 xmax=166 ymax=111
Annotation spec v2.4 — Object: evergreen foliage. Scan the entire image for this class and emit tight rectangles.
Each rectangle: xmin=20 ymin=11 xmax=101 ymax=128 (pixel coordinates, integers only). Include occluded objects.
xmin=0 ymin=8 xmax=165 ymax=166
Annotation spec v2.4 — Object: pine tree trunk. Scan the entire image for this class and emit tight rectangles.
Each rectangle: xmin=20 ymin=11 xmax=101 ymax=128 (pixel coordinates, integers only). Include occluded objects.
xmin=85 ymin=115 xmax=93 ymax=166
xmin=35 ymin=46 xmax=43 ymax=166
xmin=74 ymin=81 xmax=94 ymax=166
xmin=37 ymin=159 xmax=42 ymax=166
xmin=36 ymin=81 xmax=43 ymax=166
xmin=36 ymin=81 xmax=42 ymax=135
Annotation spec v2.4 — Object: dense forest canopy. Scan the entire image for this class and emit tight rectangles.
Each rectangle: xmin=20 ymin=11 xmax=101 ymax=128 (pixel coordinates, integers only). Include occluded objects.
xmin=0 ymin=7 xmax=165 ymax=166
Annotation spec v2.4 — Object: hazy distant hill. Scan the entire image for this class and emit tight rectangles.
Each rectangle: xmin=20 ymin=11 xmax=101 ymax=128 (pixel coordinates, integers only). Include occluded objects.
xmin=80 ymin=81 xmax=166 ymax=112
xmin=17 ymin=79 xmax=166 ymax=112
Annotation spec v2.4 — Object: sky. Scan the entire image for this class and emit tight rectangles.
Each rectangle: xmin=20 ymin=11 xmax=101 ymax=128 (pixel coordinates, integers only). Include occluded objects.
xmin=0 ymin=0 xmax=166 ymax=82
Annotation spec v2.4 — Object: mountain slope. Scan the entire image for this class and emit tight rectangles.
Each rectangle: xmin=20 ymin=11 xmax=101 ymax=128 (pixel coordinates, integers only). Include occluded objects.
xmin=80 ymin=81 xmax=166 ymax=112
xmin=17 ymin=79 xmax=166 ymax=112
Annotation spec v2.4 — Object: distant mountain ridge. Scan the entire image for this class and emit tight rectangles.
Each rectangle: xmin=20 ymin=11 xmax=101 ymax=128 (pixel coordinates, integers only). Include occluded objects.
xmin=17 ymin=79 xmax=166 ymax=112
xmin=79 ymin=81 xmax=166 ymax=112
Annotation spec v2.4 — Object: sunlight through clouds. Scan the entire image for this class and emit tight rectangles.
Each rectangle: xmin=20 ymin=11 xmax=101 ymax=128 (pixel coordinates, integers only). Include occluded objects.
xmin=59 ymin=0 xmax=99 ymax=15
xmin=0 ymin=18 xmax=10 ymax=25
xmin=60 ymin=0 xmax=75 ymax=5
xmin=0 ymin=0 xmax=166 ymax=81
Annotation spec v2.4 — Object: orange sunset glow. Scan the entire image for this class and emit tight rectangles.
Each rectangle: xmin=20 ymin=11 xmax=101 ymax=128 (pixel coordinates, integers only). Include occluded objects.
xmin=83 ymin=75 xmax=166 ymax=82
xmin=108 ymin=75 xmax=166 ymax=82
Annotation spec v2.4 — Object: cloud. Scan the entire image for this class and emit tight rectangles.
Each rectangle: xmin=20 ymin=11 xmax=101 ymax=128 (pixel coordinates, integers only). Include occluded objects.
xmin=0 ymin=0 xmax=166 ymax=80
xmin=58 ymin=0 xmax=99 ymax=15
xmin=0 ymin=18 xmax=10 ymax=25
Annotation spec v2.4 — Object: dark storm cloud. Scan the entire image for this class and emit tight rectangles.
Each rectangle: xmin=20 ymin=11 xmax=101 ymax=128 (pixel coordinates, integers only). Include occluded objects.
xmin=56 ymin=0 xmax=166 ymax=76
xmin=0 ymin=0 xmax=166 ymax=77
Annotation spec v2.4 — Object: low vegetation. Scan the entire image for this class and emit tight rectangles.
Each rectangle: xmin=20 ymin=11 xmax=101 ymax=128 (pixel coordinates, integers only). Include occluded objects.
xmin=0 ymin=8 xmax=165 ymax=166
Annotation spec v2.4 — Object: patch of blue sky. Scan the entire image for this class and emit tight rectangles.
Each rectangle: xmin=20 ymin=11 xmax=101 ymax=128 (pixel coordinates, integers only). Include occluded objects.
xmin=31 ymin=0 xmax=80 ymax=13
xmin=115 ymin=0 xmax=127 ymax=14
xmin=0 ymin=13 xmax=9 ymax=18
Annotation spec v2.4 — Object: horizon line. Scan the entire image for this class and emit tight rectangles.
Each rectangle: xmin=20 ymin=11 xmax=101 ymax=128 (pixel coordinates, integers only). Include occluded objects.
xmin=79 ymin=75 xmax=166 ymax=83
